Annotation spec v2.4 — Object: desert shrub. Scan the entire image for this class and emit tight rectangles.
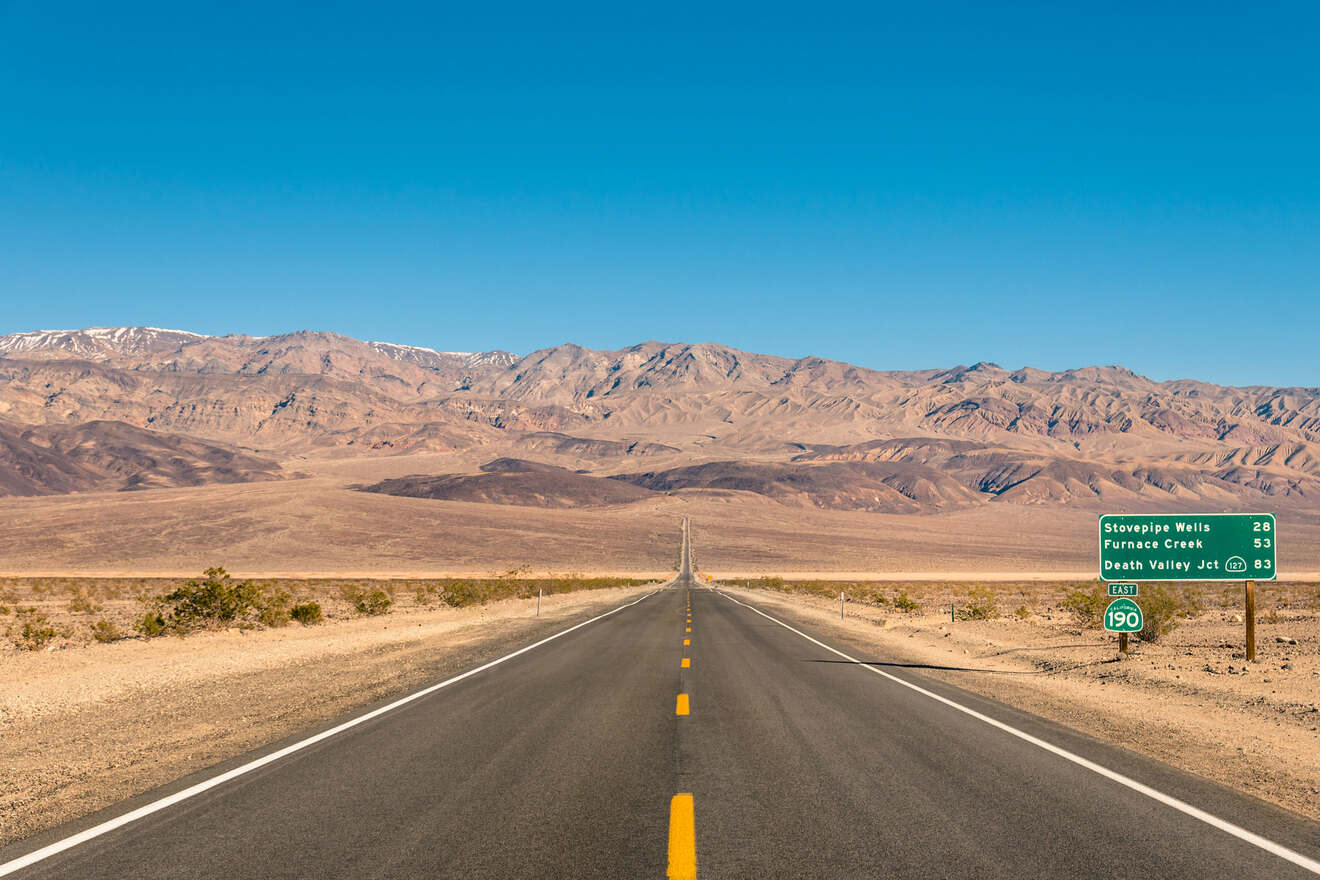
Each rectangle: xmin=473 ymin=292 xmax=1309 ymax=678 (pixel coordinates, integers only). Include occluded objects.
xmin=90 ymin=619 xmax=123 ymax=643
xmin=892 ymin=592 xmax=919 ymax=613
xmin=0 ymin=605 xmax=9 ymax=615
xmin=67 ymin=587 xmax=102 ymax=615
xmin=1062 ymin=583 xmax=1108 ymax=627
xmin=1013 ymin=604 xmax=1031 ymax=620
xmin=258 ymin=587 xmax=293 ymax=627
xmin=1138 ymin=585 xmax=1203 ymax=642
xmin=290 ymin=601 xmax=323 ymax=625
xmin=162 ymin=567 xmax=262 ymax=629
xmin=135 ymin=611 xmax=166 ymax=637
xmin=441 ymin=580 xmax=490 ymax=608
xmin=344 ymin=587 xmax=392 ymax=616
xmin=961 ymin=585 xmax=1000 ymax=620
xmin=13 ymin=609 xmax=57 ymax=650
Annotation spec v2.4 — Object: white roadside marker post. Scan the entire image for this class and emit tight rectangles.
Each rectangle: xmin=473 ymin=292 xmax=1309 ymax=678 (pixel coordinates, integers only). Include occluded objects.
xmin=840 ymin=591 xmax=845 ymax=620
xmin=537 ymin=589 xmax=542 ymax=617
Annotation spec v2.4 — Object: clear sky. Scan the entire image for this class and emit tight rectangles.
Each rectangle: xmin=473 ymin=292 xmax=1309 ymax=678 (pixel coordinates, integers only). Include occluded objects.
xmin=2 ymin=2 xmax=1316 ymax=386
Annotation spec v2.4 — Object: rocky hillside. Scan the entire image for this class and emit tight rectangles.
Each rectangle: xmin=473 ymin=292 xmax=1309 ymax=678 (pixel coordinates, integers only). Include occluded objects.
xmin=0 ymin=420 xmax=285 ymax=496
xmin=2 ymin=326 xmax=1318 ymax=509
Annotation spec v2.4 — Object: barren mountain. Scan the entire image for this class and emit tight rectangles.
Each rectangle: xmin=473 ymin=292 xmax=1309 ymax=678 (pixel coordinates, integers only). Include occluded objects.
xmin=2 ymin=326 xmax=1319 ymax=510
xmin=0 ymin=420 xmax=284 ymax=496
xmin=361 ymin=460 xmax=655 ymax=508
xmin=610 ymin=460 xmax=983 ymax=512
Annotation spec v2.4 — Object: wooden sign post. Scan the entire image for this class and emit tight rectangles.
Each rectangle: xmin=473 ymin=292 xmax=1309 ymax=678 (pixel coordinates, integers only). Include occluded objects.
xmin=1245 ymin=580 xmax=1256 ymax=662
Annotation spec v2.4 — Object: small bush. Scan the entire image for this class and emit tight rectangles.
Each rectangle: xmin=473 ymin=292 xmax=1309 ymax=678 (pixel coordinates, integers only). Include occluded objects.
xmin=892 ymin=592 xmax=919 ymax=613
xmin=67 ymin=588 xmax=102 ymax=615
xmin=13 ymin=609 xmax=57 ymax=650
xmin=441 ymin=580 xmax=490 ymax=608
xmin=258 ymin=587 xmax=293 ymax=627
xmin=90 ymin=619 xmax=123 ymax=643
xmin=1013 ymin=604 xmax=1031 ymax=620
xmin=348 ymin=587 xmax=392 ymax=616
xmin=162 ymin=567 xmax=261 ymax=629
xmin=135 ymin=611 xmax=166 ymax=637
xmin=961 ymin=585 xmax=1000 ymax=620
xmin=1138 ymin=585 xmax=1203 ymax=642
xmin=290 ymin=601 xmax=323 ymax=625
xmin=1062 ymin=583 xmax=1108 ymax=627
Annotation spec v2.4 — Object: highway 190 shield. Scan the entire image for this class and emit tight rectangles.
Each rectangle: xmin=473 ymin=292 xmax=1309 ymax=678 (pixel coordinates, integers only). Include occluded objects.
xmin=1098 ymin=513 xmax=1276 ymax=581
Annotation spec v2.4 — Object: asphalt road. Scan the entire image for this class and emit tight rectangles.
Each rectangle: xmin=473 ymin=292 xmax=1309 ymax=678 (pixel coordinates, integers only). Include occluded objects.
xmin=4 ymin=521 xmax=1319 ymax=878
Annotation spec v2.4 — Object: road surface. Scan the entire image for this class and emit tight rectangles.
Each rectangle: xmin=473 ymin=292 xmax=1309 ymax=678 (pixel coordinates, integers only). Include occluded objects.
xmin=3 ymin=519 xmax=1318 ymax=878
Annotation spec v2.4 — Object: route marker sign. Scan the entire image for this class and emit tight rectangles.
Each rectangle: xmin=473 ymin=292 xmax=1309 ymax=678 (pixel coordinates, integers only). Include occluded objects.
xmin=1098 ymin=513 xmax=1276 ymax=581
xmin=1104 ymin=598 xmax=1143 ymax=633
xmin=1107 ymin=582 xmax=1138 ymax=597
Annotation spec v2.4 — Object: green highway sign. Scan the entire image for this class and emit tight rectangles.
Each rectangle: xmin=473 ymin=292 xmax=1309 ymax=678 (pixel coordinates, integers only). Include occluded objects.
xmin=1107 ymin=582 xmax=1138 ymax=597
xmin=1104 ymin=598 xmax=1143 ymax=633
xmin=1098 ymin=513 xmax=1276 ymax=581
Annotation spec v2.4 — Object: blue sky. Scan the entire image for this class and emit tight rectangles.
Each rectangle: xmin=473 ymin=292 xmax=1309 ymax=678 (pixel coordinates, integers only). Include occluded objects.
xmin=1 ymin=2 xmax=1316 ymax=386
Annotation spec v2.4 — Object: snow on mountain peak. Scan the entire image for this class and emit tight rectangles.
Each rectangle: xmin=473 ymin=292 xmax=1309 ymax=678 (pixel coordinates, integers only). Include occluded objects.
xmin=0 ymin=326 xmax=210 ymax=358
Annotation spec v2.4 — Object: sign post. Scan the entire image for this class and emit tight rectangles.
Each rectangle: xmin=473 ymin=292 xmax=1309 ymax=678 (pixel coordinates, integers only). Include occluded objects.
xmin=1245 ymin=580 xmax=1256 ymax=662
xmin=1099 ymin=513 xmax=1275 ymax=661
xmin=1103 ymin=596 xmax=1143 ymax=656
xmin=1106 ymin=584 xmax=1139 ymax=654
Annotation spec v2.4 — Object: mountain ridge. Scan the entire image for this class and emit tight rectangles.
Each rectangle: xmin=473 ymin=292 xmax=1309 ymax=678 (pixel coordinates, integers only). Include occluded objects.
xmin=2 ymin=326 xmax=1318 ymax=509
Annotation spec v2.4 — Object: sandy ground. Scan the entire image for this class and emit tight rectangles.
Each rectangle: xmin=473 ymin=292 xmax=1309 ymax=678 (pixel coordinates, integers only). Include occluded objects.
xmin=721 ymin=584 xmax=1320 ymax=822
xmin=3 ymin=478 xmax=1320 ymax=578
xmin=0 ymin=584 xmax=657 ymax=847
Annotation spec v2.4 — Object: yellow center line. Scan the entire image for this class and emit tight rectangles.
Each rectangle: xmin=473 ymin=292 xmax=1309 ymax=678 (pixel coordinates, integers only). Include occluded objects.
xmin=685 ymin=627 xmax=691 ymax=633
xmin=676 ymin=693 xmax=690 ymax=715
xmin=667 ymin=793 xmax=697 ymax=880
xmin=683 ymin=638 xmax=690 ymax=646
xmin=681 ymin=658 xmax=690 ymax=668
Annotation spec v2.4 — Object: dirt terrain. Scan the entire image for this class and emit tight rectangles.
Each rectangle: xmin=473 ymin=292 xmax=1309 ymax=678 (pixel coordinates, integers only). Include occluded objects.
xmin=724 ymin=581 xmax=1320 ymax=822
xmin=3 ymin=478 xmax=1320 ymax=579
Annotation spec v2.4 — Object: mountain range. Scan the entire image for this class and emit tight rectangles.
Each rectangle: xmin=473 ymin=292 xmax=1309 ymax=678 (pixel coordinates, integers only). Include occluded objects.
xmin=2 ymin=326 xmax=1318 ymax=512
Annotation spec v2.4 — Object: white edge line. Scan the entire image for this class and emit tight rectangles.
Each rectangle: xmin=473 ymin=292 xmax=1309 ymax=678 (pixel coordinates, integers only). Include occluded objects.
xmin=0 ymin=588 xmax=662 ymax=877
xmin=715 ymin=588 xmax=1320 ymax=876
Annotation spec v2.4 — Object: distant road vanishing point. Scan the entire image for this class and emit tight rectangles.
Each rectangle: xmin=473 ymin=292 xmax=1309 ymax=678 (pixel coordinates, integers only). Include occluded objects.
xmin=2 ymin=520 xmax=1318 ymax=878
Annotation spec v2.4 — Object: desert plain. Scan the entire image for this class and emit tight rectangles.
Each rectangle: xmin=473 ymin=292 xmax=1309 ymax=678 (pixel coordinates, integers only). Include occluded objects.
xmin=3 ymin=327 xmax=1320 ymax=849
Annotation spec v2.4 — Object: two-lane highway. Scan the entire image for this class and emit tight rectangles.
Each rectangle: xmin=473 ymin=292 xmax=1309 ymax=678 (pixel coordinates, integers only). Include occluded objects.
xmin=3 ymin=521 xmax=1319 ymax=878
xmin=680 ymin=588 xmax=1320 ymax=877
